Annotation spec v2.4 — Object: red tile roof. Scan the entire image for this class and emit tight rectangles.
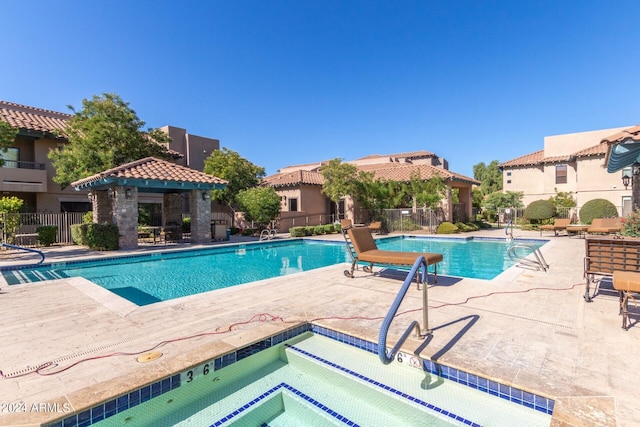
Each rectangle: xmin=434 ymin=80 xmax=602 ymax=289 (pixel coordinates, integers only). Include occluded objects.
xmin=355 ymin=150 xmax=436 ymax=160
xmin=261 ymin=170 xmax=324 ymax=187
xmin=0 ymin=100 xmax=71 ymax=134
xmin=357 ymin=163 xmax=479 ymax=185
xmin=71 ymin=157 xmax=226 ymax=189
xmin=601 ymin=124 xmax=640 ymax=144
xmin=499 ymin=150 xmax=545 ymax=167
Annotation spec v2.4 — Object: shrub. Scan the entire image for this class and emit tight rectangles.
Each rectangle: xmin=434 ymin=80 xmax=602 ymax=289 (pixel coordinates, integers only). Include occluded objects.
xmin=82 ymin=211 xmax=93 ymax=224
xmin=36 ymin=225 xmax=58 ymax=246
xmin=229 ymin=227 xmax=240 ymax=235
xmin=314 ymin=225 xmax=326 ymax=235
xmin=455 ymin=222 xmax=478 ymax=232
xmin=323 ymin=224 xmax=335 ymax=234
xmin=524 ymin=200 xmax=556 ymax=222
xmin=71 ymin=224 xmax=87 ymax=245
xmin=242 ymin=228 xmax=255 ymax=236
xmin=289 ymin=226 xmax=306 ymax=237
xmin=182 ymin=217 xmax=191 ymax=233
xmin=437 ymin=222 xmax=459 ymax=234
xmin=621 ymin=210 xmax=640 ymax=237
xmin=304 ymin=226 xmax=315 ymax=236
xmin=335 ymin=223 xmax=342 ymax=233
xmin=579 ymin=199 xmax=619 ymax=225
xmin=86 ymin=223 xmax=119 ymax=250
xmin=72 ymin=223 xmax=119 ymax=250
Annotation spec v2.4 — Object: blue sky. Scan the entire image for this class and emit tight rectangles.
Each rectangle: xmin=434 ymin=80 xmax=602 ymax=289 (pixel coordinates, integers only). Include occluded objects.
xmin=3 ymin=1 xmax=640 ymax=177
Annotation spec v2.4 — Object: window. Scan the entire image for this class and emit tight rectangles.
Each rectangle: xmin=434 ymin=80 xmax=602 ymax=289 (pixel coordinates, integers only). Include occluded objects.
xmin=506 ymin=171 xmax=511 ymax=176
xmin=555 ymin=164 xmax=567 ymax=184
xmin=289 ymin=198 xmax=298 ymax=212
xmin=0 ymin=148 xmax=19 ymax=168
xmin=506 ymin=180 xmax=512 ymax=184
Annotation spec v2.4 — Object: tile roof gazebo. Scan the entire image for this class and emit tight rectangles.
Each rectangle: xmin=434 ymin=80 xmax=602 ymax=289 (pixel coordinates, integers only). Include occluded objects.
xmin=71 ymin=157 xmax=227 ymax=249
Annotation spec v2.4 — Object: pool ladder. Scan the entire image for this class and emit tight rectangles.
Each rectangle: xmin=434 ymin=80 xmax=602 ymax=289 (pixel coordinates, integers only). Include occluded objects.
xmin=259 ymin=229 xmax=278 ymax=241
xmin=378 ymin=256 xmax=432 ymax=365
xmin=507 ymin=242 xmax=549 ymax=272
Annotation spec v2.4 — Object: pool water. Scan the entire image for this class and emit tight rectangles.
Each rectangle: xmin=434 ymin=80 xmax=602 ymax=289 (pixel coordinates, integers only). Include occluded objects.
xmin=377 ymin=237 xmax=535 ymax=280
xmin=3 ymin=237 xmax=545 ymax=306
xmin=90 ymin=332 xmax=552 ymax=427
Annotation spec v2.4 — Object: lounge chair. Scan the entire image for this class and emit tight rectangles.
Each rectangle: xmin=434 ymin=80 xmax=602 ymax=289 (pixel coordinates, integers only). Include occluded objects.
xmin=539 ymin=218 xmax=571 ymax=236
xmin=340 ymin=219 xmax=353 ymax=230
xmin=367 ymin=221 xmax=382 ymax=234
xmin=587 ymin=217 xmax=622 ymax=235
xmin=344 ymin=227 xmax=443 ymax=283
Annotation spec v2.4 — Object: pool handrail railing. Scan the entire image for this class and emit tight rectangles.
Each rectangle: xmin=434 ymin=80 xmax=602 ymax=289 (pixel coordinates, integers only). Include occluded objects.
xmin=1 ymin=242 xmax=45 ymax=265
xmin=378 ymin=255 xmax=431 ymax=365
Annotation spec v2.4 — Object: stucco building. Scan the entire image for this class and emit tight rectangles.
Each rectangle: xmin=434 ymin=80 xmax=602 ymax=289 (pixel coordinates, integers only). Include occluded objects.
xmin=500 ymin=126 xmax=635 ymax=217
xmin=262 ymin=151 xmax=479 ymax=230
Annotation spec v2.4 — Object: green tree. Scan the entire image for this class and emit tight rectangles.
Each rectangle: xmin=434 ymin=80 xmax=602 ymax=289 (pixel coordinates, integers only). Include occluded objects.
xmin=203 ymin=147 xmax=266 ymax=210
xmin=0 ymin=196 xmax=24 ymax=243
xmin=0 ymin=122 xmax=19 ymax=167
xmin=483 ymin=191 xmax=523 ymax=212
xmin=473 ymin=160 xmax=503 ymax=196
xmin=408 ymin=171 xmax=447 ymax=209
xmin=49 ymin=93 xmax=172 ymax=188
xmin=320 ymin=158 xmax=358 ymax=218
xmin=236 ymin=187 xmax=281 ymax=226
xmin=549 ymin=188 xmax=576 ymax=208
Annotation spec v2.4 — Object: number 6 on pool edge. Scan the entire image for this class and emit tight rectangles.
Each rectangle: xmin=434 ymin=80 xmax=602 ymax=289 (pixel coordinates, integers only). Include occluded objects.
xmin=203 ymin=363 xmax=209 ymax=375
xmin=397 ymin=353 xmax=403 ymax=363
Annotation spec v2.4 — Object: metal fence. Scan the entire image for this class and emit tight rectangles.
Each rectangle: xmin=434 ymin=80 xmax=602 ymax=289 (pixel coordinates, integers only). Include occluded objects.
xmin=383 ymin=208 xmax=443 ymax=233
xmin=0 ymin=212 xmax=85 ymax=245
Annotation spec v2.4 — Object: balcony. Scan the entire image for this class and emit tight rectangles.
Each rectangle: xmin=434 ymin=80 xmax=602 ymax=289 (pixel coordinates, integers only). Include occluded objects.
xmin=0 ymin=161 xmax=48 ymax=193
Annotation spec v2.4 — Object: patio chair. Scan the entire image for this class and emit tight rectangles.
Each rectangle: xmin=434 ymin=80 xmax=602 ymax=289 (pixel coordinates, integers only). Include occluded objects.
xmin=344 ymin=226 xmax=443 ymax=284
xmin=367 ymin=221 xmax=382 ymax=234
xmin=539 ymin=218 xmax=571 ymax=236
xmin=587 ymin=218 xmax=622 ymax=235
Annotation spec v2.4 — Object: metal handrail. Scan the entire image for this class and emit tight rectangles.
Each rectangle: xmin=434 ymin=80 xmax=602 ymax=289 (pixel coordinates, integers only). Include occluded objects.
xmin=507 ymin=242 xmax=549 ymax=272
xmin=378 ymin=256 xmax=431 ymax=365
xmin=1 ymin=243 xmax=45 ymax=265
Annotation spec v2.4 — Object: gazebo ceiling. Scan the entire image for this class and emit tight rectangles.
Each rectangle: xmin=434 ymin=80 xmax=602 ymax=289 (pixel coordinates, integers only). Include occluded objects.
xmin=71 ymin=157 xmax=227 ymax=193
xmin=603 ymin=125 xmax=640 ymax=173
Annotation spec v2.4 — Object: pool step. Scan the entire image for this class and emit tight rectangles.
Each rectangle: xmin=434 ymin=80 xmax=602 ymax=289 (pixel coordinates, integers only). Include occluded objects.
xmin=3 ymin=269 xmax=64 ymax=285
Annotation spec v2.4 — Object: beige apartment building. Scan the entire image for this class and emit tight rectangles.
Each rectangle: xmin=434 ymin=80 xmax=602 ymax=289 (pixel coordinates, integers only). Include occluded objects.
xmin=0 ymin=100 xmax=219 ymax=214
xmin=262 ymin=151 xmax=479 ymax=230
xmin=500 ymin=126 xmax=635 ymax=217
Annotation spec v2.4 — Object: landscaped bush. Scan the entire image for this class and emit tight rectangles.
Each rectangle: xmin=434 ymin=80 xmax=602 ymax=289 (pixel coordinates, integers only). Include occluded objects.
xmin=334 ymin=223 xmax=342 ymax=233
xmin=455 ymin=222 xmax=478 ymax=232
xmin=524 ymin=200 xmax=556 ymax=223
xmin=242 ymin=228 xmax=256 ymax=236
xmin=304 ymin=226 xmax=315 ymax=236
xmin=36 ymin=225 xmax=57 ymax=246
xmin=314 ymin=225 xmax=326 ymax=235
xmin=73 ymin=223 xmax=119 ymax=250
xmin=229 ymin=226 xmax=240 ymax=235
xmin=579 ymin=199 xmax=619 ymax=225
xmin=323 ymin=224 xmax=335 ymax=234
xmin=436 ymin=222 xmax=459 ymax=234
xmin=289 ymin=226 xmax=306 ymax=237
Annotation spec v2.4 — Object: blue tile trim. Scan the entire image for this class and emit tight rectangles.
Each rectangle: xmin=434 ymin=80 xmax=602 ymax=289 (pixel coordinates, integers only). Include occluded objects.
xmin=208 ymin=382 xmax=358 ymax=427
xmin=286 ymin=343 xmax=480 ymax=426
xmin=310 ymin=325 xmax=554 ymax=416
xmin=43 ymin=323 xmax=552 ymax=427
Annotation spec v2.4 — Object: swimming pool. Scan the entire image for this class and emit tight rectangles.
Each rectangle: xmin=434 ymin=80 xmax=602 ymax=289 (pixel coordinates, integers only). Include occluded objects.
xmin=3 ymin=237 xmax=546 ymax=306
xmin=48 ymin=326 xmax=553 ymax=427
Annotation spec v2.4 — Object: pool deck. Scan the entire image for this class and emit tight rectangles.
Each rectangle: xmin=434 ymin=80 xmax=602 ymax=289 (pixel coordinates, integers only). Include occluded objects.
xmin=0 ymin=228 xmax=637 ymax=426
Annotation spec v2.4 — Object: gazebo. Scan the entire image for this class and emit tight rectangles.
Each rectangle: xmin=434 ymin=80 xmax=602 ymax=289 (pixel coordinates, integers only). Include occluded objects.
xmin=71 ymin=157 xmax=227 ymax=249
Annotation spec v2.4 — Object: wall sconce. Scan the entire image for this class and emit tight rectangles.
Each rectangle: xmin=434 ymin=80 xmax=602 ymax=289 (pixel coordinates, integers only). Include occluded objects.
xmin=202 ymin=191 xmax=210 ymax=201
xmin=107 ymin=188 xmax=115 ymax=199
xmin=125 ymin=188 xmax=132 ymax=199
xmin=622 ymin=162 xmax=640 ymax=189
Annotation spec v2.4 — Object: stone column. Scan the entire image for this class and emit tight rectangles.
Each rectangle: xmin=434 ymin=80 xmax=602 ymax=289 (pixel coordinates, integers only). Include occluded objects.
xmin=189 ymin=190 xmax=212 ymax=244
xmin=163 ymin=192 xmax=183 ymax=241
xmin=111 ymin=186 xmax=138 ymax=250
xmin=91 ymin=190 xmax=113 ymax=224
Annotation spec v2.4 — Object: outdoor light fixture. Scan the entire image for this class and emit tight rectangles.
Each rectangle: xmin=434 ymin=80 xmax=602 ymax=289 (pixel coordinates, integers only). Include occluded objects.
xmin=202 ymin=192 xmax=210 ymax=201
xmin=125 ymin=188 xmax=132 ymax=199
xmin=622 ymin=162 xmax=640 ymax=189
